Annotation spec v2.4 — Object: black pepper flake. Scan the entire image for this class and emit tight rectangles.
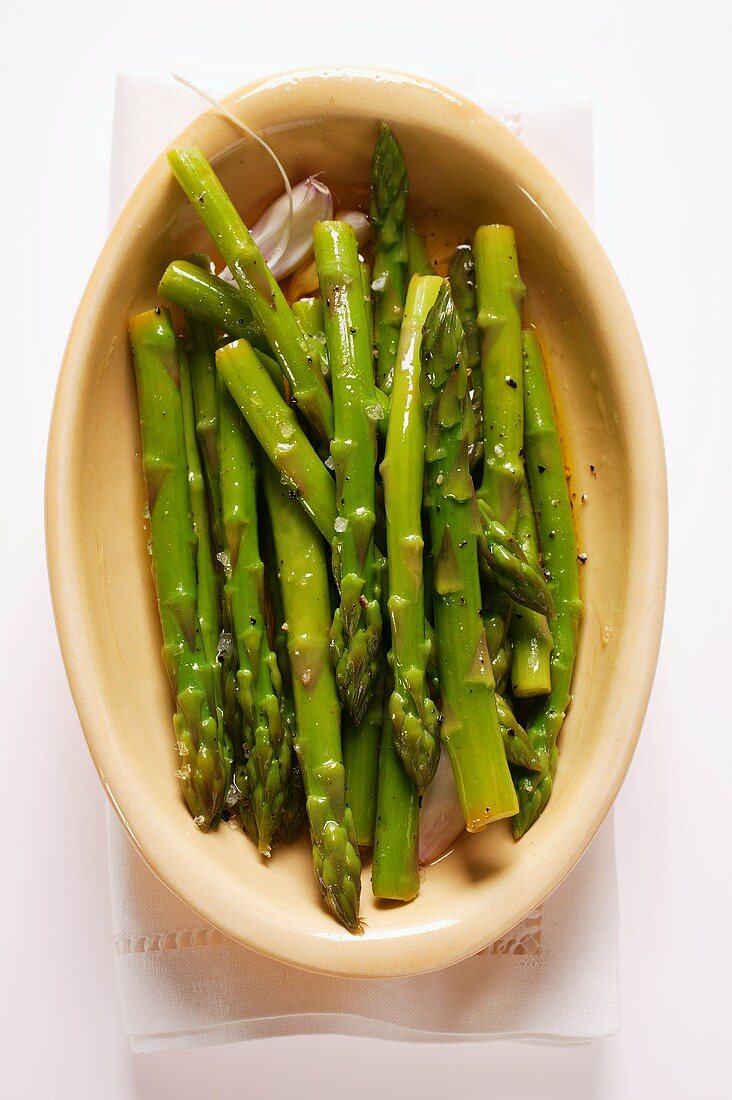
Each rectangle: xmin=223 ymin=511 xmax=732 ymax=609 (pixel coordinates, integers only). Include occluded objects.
xmin=549 ymin=530 xmax=555 ymax=539
xmin=154 ymin=306 xmax=161 ymax=316
xmin=458 ymin=539 xmax=467 ymax=548
xmin=538 ymin=464 xmax=546 ymax=473
xmin=578 ymin=553 xmax=588 ymax=563
xmin=581 ymin=493 xmax=588 ymax=503
xmin=197 ymin=194 xmax=205 ymax=204
xmin=249 ymin=616 xmax=257 ymax=626
xmin=459 ymin=596 xmax=466 ymax=605
xmin=590 ymin=464 xmax=597 ymax=475
xmin=350 ymin=327 xmax=357 ymax=335
xmin=506 ymin=376 xmax=518 ymax=389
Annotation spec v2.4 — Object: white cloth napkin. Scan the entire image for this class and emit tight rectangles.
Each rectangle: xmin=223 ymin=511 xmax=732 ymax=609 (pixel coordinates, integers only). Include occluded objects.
xmin=108 ymin=72 xmax=616 ymax=1053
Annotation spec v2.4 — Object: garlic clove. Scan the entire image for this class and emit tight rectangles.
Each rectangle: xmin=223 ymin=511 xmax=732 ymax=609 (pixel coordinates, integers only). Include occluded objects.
xmin=418 ymin=747 xmax=465 ymax=864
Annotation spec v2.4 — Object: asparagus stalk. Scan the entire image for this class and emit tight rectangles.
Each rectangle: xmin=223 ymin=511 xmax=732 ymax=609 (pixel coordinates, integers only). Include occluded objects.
xmin=509 ymin=483 xmax=554 ymax=697
xmin=217 ymin=380 xmax=292 ymax=854
xmin=420 ymin=283 xmax=517 ymax=830
xmin=360 ymin=258 xmax=375 ymax=354
xmin=159 ymin=260 xmax=289 ymax=398
xmin=448 ymin=243 xmax=483 ymax=469
xmin=477 ymin=500 xmax=555 ymax=616
xmin=370 ymin=123 xmax=409 ymax=394
xmin=406 ymin=217 xmax=432 ymax=278
xmin=178 ymin=346 xmax=224 ymax=690
xmin=514 ymin=331 xmax=582 ymax=837
xmin=489 ymin=636 xmax=511 ymax=695
xmin=426 ymin=609 xmax=536 ymax=772
xmin=342 ymin=677 xmax=383 ymax=848
xmin=292 ymin=297 xmax=329 ymax=384
xmin=130 ymin=308 xmax=231 ymax=828
xmin=259 ymin=501 xmax=306 ymax=843
xmin=495 ymin=694 xmax=542 ymax=772
xmin=216 ymin=340 xmax=336 ymax=540
xmin=182 ymin=260 xmax=224 ymax=551
xmin=474 ymin=225 xmax=526 ymax=532
xmin=167 ymin=148 xmax=334 ymax=446
xmin=262 ymin=462 xmax=362 ymax=931
xmin=372 ymin=677 xmax=420 ymax=902
xmin=381 ymin=274 xmax=442 ymax=792
xmin=159 ymin=259 xmax=265 ymax=350
xmin=313 ymin=220 xmax=382 ymax=723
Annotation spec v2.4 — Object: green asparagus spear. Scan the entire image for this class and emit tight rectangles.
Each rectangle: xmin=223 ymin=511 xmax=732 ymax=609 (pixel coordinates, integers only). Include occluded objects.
xmin=216 ymin=340 xmax=336 ymax=540
xmin=360 ymin=258 xmax=375 ymax=355
xmin=342 ymin=550 xmax=388 ymax=848
xmin=448 ymin=243 xmax=483 ymax=469
xmin=381 ymin=274 xmax=442 ymax=792
xmin=292 ymin=297 xmax=329 ymax=384
xmin=406 ymin=217 xmax=433 ymax=278
xmin=182 ymin=262 xmax=224 ymax=549
xmin=474 ymin=225 xmax=526 ymax=532
xmin=477 ymin=499 xmax=555 ymax=616
xmin=179 ymin=349 xmax=221 ymax=678
xmin=370 ymin=124 xmax=409 ymax=394
xmin=372 ymin=676 xmax=420 ymax=902
xmin=262 ymin=462 xmax=362 ymax=932
xmin=420 ymin=283 xmax=518 ymax=830
xmin=259 ymin=500 xmax=306 ymax=844
xmin=514 ymin=331 xmax=582 ymax=837
xmin=424 ymin=610 xmax=532 ymax=770
xmin=495 ymin=693 xmax=542 ymax=772
xmin=167 ymin=148 xmax=334 ymax=446
xmin=482 ymin=597 xmax=513 ymax=694
xmin=342 ymin=677 xmax=383 ymax=848
xmin=218 ymin=380 xmax=292 ymax=854
xmin=159 ymin=260 xmax=265 ymax=351
xmin=509 ymin=483 xmax=554 ymax=697
xmin=130 ymin=308 xmax=231 ymax=828
xmin=178 ymin=264 xmax=248 ymax=829
xmin=490 ymin=636 xmax=512 ymax=695
xmin=313 ymin=220 xmax=382 ymax=723
xmin=448 ymin=245 xmax=480 ymax=379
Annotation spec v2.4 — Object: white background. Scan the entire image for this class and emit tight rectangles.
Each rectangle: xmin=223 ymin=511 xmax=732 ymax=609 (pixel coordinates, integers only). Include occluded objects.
xmin=2 ymin=1 xmax=730 ymax=1096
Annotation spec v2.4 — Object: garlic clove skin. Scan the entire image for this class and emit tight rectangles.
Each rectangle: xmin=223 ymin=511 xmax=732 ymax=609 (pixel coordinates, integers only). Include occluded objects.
xmin=254 ymin=176 xmax=333 ymax=278
xmin=219 ymin=176 xmax=334 ymax=286
xmin=418 ymin=747 xmax=465 ymax=864
xmin=335 ymin=209 xmax=371 ymax=247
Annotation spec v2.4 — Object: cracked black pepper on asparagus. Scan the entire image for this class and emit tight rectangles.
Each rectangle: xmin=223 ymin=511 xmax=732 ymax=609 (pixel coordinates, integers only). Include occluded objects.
xmin=129 ymin=122 xmax=582 ymax=932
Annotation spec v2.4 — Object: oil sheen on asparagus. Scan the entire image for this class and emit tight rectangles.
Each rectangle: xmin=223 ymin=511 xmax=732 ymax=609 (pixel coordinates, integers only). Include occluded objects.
xmin=129 ymin=119 xmax=582 ymax=932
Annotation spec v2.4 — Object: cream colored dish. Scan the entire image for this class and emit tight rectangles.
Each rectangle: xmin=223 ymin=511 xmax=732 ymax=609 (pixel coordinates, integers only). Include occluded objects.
xmin=46 ymin=68 xmax=666 ymax=978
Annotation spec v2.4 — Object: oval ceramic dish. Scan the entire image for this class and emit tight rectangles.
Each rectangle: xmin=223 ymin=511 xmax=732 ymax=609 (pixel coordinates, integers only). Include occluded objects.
xmin=46 ymin=68 xmax=666 ymax=978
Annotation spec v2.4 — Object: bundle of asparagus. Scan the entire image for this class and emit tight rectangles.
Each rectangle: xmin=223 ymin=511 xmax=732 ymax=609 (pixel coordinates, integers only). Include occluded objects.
xmin=129 ymin=122 xmax=582 ymax=932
